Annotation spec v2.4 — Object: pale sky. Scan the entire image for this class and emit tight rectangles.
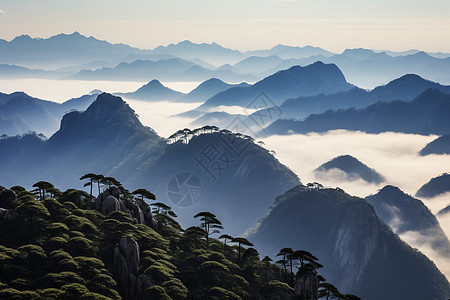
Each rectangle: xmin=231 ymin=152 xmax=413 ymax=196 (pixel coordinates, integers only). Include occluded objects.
xmin=0 ymin=0 xmax=449 ymax=52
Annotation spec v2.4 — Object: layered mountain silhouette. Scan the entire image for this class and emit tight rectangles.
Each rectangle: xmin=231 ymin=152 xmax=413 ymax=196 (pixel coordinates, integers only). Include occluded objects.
xmin=231 ymin=55 xmax=284 ymax=74
xmin=270 ymin=49 xmax=450 ymax=87
xmin=314 ymin=155 xmax=385 ymax=184
xmin=118 ymin=78 xmax=250 ymax=103
xmin=0 ymin=92 xmax=98 ymax=136
xmin=197 ymin=62 xmax=354 ymax=109
xmin=181 ymin=78 xmax=249 ymax=103
xmin=238 ymin=49 xmax=450 ymax=87
xmin=0 ymin=64 xmax=67 ymax=79
xmin=2 ymin=32 xmax=450 ymax=88
xmin=117 ymin=79 xmax=184 ymax=101
xmin=416 ymin=173 xmax=450 ymax=198
xmin=0 ymin=32 xmax=151 ymax=69
xmin=264 ymin=89 xmax=450 ymax=136
xmin=261 ymin=74 xmax=450 ymax=120
xmin=71 ymin=58 xmax=195 ymax=81
xmin=245 ymin=44 xmax=334 ymax=60
xmin=0 ymin=93 xmax=299 ymax=235
xmin=420 ymin=134 xmax=450 ymax=156
xmin=151 ymin=40 xmax=243 ymax=65
xmin=366 ymin=185 xmax=450 ymax=255
xmin=247 ymin=185 xmax=450 ymax=300
xmin=71 ymin=58 xmax=256 ymax=82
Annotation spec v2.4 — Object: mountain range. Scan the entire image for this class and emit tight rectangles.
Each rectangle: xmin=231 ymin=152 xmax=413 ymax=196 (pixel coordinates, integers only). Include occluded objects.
xmin=196 ymin=62 xmax=354 ymax=109
xmin=0 ymin=92 xmax=98 ymax=136
xmin=1 ymin=92 xmax=450 ymax=298
xmin=70 ymin=58 xmax=257 ymax=83
xmin=3 ymin=32 xmax=450 ymax=88
xmin=0 ymin=93 xmax=299 ymax=235
xmin=119 ymin=78 xmax=249 ymax=103
xmin=251 ymin=49 xmax=450 ymax=87
xmin=246 ymin=185 xmax=450 ymax=300
xmin=0 ymin=32 xmax=151 ymax=69
xmin=366 ymin=185 xmax=450 ymax=256
xmin=264 ymin=89 xmax=450 ymax=136
xmin=259 ymin=74 xmax=450 ymax=120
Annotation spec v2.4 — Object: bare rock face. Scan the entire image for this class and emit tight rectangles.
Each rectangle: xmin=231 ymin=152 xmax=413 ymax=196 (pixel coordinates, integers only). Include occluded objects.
xmin=102 ymin=195 xmax=121 ymax=215
xmin=113 ymin=236 xmax=152 ymax=300
xmin=294 ymin=265 xmax=318 ymax=300
xmin=95 ymin=187 xmax=155 ymax=228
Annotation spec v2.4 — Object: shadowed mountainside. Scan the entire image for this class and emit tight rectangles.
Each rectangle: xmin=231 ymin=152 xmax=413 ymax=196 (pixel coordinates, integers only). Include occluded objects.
xmin=247 ymin=185 xmax=450 ymax=300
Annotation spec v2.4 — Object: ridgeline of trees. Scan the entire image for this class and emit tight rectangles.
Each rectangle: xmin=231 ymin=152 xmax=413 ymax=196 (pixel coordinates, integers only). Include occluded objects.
xmin=0 ymin=175 xmax=358 ymax=299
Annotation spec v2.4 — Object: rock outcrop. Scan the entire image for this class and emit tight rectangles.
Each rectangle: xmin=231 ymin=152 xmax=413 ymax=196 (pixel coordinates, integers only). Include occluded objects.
xmin=95 ymin=186 xmax=156 ymax=228
xmin=0 ymin=189 xmax=19 ymax=227
xmin=113 ymin=236 xmax=153 ymax=300
xmin=294 ymin=265 xmax=319 ymax=300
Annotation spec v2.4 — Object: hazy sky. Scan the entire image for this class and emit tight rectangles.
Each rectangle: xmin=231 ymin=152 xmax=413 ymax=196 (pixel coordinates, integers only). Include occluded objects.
xmin=0 ymin=0 xmax=449 ymax=52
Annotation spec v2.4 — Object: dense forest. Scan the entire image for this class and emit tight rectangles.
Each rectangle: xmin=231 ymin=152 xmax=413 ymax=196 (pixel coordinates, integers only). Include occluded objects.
xmin=0 ymin=176 xmax=359 ymax=300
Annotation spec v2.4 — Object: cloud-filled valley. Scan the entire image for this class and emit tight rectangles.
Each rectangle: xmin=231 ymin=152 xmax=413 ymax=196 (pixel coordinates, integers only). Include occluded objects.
xmin=1 ymin=31 xmax=450 ymax=300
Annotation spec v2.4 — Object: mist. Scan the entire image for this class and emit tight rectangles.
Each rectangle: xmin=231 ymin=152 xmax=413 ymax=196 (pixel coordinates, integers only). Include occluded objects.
xmin=3 ymin=78 xmax=449 ymax=280
xmin=260 ymin=131 xmax=450 ymax=279
xmin=0 ymin=79 xmax=200 ymax=103
xmin=124 ymin=98 xmax=201 ymax=137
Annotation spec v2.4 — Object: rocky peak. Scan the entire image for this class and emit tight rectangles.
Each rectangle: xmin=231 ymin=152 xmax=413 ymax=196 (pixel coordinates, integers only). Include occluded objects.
xmin=113 ymin=236 xmax=152 ymax=300
xmin=95 ymin=187 xmax=156 ymax=229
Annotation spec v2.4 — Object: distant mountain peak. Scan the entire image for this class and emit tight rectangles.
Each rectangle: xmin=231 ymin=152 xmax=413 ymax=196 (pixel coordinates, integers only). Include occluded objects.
xmin=147 ymin=79 xmax=164 ymax=86
xmin=342 ymin=48 xmax=376 ymax=59
xmin=178 ymin=40 xmax=194 ymax=45
xmin=315 ymin=154 xmax=385 ymax=184
xmin=12 ymin=35 xmax=32 ymax=42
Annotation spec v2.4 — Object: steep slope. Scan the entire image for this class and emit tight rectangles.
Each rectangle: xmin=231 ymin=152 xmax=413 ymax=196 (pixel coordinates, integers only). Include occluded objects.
xmin=247 ymin=185 xmax=450 ymax=300
xmin=420 ymin=134 xmax=450 ymax=156
xmin=0 ymin=93 xmax=163 ymax=190
xmin=366 ymin=185 xmax=450 ymax=255
xmin=0 ymin=92 xmax=59 ymax=136
xmin=264 ymin=89 xmax=450 ymax=136
xmin=118 ymin=80 xmax=185 ymax=101
xmin=198 ymin=62 xmax=354 ymax=109
xmin=416 ymin=173 xmax=450 ymax=198
xmin=314 ymin=155 xmax=385 ymax=184
xmin=0 ymin=92 xmax=98 ymax=136
xmin=181 ymin=78 xmax=236 ymax=103
xmin=0 ymin=94 xmax=300 ymax=234
xmin=265 ymin=74 xmax=450 ymax=120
